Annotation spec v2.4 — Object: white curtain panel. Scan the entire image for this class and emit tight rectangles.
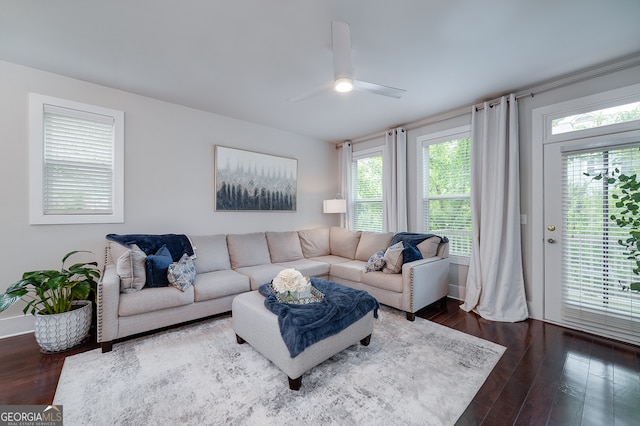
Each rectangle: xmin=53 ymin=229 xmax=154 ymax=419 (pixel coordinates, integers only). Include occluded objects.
xmin=383 ymin=128 xmax=408 ymax=232
xmin=339 ymin=142 xmax=352 ymax=229
xmin=461 ymin=94 xmax=529 ymax=322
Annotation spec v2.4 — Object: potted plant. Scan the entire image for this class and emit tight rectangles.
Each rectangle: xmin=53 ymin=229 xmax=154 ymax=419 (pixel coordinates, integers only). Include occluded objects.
xmin=588 ymin=168 xmax=640 ymax=291
xmin=0 ymin=250 xmax=100 ymax=352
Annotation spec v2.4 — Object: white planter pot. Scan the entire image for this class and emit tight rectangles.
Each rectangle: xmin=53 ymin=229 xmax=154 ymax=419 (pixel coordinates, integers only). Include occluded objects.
xmin=34 ymin=300 xmax=92 ymax=353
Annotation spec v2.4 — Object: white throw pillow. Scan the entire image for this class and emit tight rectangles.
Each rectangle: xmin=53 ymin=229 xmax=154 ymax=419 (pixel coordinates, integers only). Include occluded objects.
xmin=417 ymin=236 xmax=441 ymax=259
xmin=383 ymin=242 xmax=404 ymax=274
xmin=117 ymin=244 xmax=147 ymax=293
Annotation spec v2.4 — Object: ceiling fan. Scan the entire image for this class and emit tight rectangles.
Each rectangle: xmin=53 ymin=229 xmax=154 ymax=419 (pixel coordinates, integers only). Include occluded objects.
xmin=288 ymin=21 xmax=406 ymax=102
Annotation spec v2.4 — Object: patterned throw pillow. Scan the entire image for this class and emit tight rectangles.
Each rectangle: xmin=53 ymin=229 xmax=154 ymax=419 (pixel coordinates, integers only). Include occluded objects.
xmin=383 ymin=242 xmax=404 ymax=274
xmin=365 ymin=250 xmax=386 ymax=272
xmin=167 ymin=254 xmax=196 ymax=291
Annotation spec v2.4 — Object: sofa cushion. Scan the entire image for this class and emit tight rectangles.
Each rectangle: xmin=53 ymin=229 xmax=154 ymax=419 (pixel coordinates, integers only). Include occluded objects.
xmin=227 ymin=232 xmax=271 ymax=269
xmin=275 ymin=258 xmax=331 ymax=277
xmin=145 ymin=245 xmax=173 ymax=287
xmin=193 ymin=269 xmax=250 ymax=302
xmin=235 ymin=263 xmax=286 ymax=290
xmin=190 ymin=234 xmax=231 ymax=273
xmin=266 ymin=231 xmax=304 ymax=262
xmin=116 ymin=244 xmax=147 ymax=293
xmin=330 ymin=260 xmax=366 ymax=283
xmin=417 ymin=236 xmax=441 ymax=259
xmin=383 ymin=242 xmax=404 ymax=274
xmin=354 ymin=231 xmax=394 ymax=261
xmin=308 ymin=255 xmax=351 ymax=265
xmin=118 ymin=285 xmax=194 ymax=317
xmin=361 ymin=270 xmax=404 ymax=293
xmin=330 ymin=227 xmax=361 ymax=259
xmin=298 ymin=228 xmax=330 ymax=258
xmin=167 ymin=254 xmax=197 ymax=292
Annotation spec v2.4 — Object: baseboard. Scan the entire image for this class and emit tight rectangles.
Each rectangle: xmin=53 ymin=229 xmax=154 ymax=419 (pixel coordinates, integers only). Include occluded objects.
xmin=448 ymin=283 xmax=465 ymax=301
xmin=0 ymin=314 xmax=34 ymax=339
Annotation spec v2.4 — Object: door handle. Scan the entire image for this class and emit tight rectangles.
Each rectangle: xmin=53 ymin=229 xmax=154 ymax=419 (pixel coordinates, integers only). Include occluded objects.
xmin=547 ymin=238 xmax=556 ymax=244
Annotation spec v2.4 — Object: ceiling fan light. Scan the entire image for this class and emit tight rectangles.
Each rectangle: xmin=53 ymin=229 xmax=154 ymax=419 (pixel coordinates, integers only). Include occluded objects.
xmin=334 ymin=77 xmax=354 ymax=93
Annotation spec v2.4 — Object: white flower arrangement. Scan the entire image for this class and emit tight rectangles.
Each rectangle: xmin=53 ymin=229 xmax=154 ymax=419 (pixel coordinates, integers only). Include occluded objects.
xmin=272 ymin=268 xmax=310 ymax=294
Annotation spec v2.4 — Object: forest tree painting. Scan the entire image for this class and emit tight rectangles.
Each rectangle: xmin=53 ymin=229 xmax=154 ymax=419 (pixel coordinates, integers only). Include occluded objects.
xmin=214 ymin=145 xmax=297 ymax=211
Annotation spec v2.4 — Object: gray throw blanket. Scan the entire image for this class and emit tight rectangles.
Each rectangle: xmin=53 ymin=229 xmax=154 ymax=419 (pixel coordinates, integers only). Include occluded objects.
xmin=259 ymin=278 xmax=379 ymax=358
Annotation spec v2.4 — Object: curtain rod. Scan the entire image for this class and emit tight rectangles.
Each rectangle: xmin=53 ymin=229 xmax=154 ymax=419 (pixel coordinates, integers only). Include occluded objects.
xmin=345 ymin=53 xmax=640 ymax=143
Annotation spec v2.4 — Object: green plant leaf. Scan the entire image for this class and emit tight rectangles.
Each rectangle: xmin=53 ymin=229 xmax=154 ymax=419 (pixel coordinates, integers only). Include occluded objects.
xmin=0 ymin=293 xmax=24 ymax=313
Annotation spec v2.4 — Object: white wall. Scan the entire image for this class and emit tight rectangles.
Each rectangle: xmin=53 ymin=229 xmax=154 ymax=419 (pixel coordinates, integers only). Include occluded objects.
xmin=0 ymin=60 xmax=339 ymax=337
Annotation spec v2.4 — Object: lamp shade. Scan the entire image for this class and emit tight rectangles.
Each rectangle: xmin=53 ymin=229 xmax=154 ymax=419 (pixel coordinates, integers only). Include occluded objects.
xmin=323 ymin=199 xmax=347 ymax=214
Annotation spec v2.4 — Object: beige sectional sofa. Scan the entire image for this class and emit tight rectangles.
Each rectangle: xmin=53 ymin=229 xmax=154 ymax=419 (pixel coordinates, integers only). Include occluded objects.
xmin=97 ymin=227 xmax=450 ymax=352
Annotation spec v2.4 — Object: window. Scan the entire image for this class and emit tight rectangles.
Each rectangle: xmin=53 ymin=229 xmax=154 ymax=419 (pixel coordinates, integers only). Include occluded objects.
xmin=552 ymin=101 xmax=640 ymax=135
xmin=418 ymin=126 xmax=472 ymax=257
xmin=29 ymin=94 xmax=124 ymax=224
xmin=562 ymin=145 xmax=640 ymax=339
xmin=351 ymin=149 xmax=383 ymax=232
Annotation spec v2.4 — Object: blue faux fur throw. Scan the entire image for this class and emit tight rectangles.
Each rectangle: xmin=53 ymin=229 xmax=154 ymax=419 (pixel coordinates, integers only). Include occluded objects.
xmin=259 ymin=278 xmax=379 ymax=358
xmin=390 ymin=232 xmax=449 ymax=247
xmin=106 ymin=233 xmax=194 ymax=262
xmin=390 ymin=232 xmax=449 ymax=263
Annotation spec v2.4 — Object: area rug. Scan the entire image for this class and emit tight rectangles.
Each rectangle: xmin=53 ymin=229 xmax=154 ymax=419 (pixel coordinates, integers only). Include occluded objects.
xmin=54 ymin=306 xmax=504 ymax=426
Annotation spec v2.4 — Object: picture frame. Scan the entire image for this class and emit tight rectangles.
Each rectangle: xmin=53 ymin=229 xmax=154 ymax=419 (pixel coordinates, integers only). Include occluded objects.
xmin=214 ymin=145 xmax=297 ymax=211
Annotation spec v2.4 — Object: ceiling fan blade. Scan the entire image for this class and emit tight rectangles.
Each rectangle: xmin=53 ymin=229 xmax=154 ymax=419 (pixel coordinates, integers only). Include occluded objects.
xmin=354 ymin=80 xmax=406 ymax=99
xmin=287 ymin=82 xmax=332 ymax=102
xmin=331 ymin=21 xmax=353 ymax=81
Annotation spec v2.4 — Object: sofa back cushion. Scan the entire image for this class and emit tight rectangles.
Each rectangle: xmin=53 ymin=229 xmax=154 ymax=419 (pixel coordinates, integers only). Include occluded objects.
xmin=189 ymin=234 xmax=231 ymax=273
xmin=355 ymin=231 xmax=394 ymax=261
xmin=266 ymin=231 xmax=304 ymax=262
xmin=298 ymin=228 xmax=330 ymax=258
xmin=330 ymin=226 xmax=362 ymax=260
xmin=227 ymin=232 xmax=271 ymax=268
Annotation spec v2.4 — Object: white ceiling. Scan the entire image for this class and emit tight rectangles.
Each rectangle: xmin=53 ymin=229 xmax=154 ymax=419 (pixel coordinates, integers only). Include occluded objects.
xmin=2 ymin=0 xmax=639 ymax=142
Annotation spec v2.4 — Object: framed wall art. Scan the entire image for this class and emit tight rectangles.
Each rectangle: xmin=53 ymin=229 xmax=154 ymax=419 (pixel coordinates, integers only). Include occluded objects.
xmin=214 ymin=145 xmax=297 ymax=211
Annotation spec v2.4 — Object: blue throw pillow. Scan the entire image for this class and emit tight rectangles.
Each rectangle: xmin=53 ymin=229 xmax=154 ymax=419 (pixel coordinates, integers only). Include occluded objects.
xmin=403 ymin=242 xmax=423 ymax=264
xmin=145 ymin=245 xmax=173 ymax=288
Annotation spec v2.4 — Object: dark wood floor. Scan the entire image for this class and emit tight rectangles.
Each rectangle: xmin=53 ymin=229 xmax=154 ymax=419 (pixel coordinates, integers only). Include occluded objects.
xmin=1 ymin=298 xmax=639 ymax=425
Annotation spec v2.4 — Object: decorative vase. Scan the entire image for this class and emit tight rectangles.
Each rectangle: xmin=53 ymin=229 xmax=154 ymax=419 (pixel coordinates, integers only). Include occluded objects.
xmin=34 ymin=300 xmax=92 ymax=353
xmin=281 ymin=291 xmax=297 ymax=303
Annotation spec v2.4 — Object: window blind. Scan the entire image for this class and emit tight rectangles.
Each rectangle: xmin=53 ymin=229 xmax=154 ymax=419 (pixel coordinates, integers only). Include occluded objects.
xmin=561 ymin=145 xmax=640 ymax=340
xmin=43 ymin=104 xmax=115 ymax=215
xmin=351 ymin=154 xmax=383 ymax=232
xmin=422 ymin=137 xmax=472 ymax=255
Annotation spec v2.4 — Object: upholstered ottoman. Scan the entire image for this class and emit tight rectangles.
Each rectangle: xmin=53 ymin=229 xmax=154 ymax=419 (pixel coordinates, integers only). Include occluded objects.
xmin=232 ymin=289 xmax=375 ymax=390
